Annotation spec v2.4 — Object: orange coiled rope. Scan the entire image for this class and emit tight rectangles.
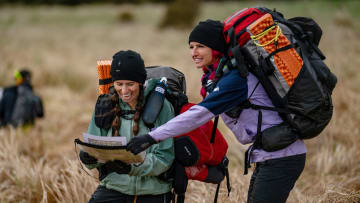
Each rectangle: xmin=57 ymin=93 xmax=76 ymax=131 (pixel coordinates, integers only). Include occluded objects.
xmin=97 ymin=60 xmax=113 ymax=95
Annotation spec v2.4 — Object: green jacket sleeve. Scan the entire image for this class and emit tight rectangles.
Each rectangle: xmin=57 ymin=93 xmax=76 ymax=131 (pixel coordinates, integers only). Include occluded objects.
xmin=129 ymin=99 xmax=175 ymax=176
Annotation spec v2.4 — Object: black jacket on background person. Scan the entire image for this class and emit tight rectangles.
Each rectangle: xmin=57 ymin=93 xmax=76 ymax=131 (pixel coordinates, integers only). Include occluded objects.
xmin=0 ymin=83 xmax=44 ymax=127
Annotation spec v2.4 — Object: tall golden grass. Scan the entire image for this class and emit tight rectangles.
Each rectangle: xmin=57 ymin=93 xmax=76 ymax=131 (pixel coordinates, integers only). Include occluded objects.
xmin=0 ymin=1 xmax=359 ymax=202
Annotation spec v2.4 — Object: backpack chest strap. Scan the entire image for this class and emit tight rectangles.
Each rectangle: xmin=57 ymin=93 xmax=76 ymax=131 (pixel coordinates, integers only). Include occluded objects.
xmin=118 ymin=110 xmax=136 ymax=120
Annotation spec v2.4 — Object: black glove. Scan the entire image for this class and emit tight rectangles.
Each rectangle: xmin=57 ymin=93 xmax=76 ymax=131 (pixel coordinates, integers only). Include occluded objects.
xmin=126 ymin=134 xmax=157 ymax=155
xmin=104 ymin=160 xmax=131 ymax=174
xmin=79 ymin=150 xmax=98 ymax=165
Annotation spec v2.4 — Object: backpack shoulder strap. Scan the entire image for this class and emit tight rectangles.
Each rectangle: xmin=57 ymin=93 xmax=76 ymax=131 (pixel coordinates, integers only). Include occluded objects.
xmin=142 ymin=79 xmax=167 ymax=129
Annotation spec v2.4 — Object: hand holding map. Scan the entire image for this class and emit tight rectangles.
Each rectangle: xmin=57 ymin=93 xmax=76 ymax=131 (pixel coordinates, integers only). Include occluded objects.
xmin=74 ymin=133 xmax=146 ymax=164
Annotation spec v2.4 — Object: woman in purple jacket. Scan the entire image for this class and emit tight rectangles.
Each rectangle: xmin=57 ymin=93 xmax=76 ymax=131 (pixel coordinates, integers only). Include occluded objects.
xmin=127 ymin=19 xmax=306 ymax=203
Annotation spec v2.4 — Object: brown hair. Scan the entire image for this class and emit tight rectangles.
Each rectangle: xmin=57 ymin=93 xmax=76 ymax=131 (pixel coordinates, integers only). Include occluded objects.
xmin=111 ymin=85 xmax=144 ymax=137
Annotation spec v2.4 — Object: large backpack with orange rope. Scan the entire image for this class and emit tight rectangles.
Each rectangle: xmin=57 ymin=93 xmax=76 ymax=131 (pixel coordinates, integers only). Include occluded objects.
xmin=216 ymin=7 xmax=337 ymax=155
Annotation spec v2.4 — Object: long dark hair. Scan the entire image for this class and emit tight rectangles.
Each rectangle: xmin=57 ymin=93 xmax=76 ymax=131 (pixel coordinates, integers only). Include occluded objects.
xmin=110 ymin=85 xmax=145 ymax=137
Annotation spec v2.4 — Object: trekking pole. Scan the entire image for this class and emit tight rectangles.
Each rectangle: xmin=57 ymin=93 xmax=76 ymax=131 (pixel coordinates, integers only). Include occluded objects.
xmin=214 ymin=183 xmax=221 ymax=203
xmin=210 ymin=116 xmax=219 ymax=143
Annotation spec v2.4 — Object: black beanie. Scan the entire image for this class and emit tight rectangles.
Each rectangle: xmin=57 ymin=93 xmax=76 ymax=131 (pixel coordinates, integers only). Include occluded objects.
xmin=188 ymin=19 xmax=226 ymax=53
xmin=110 ymin=50 xmax=147 ymax=84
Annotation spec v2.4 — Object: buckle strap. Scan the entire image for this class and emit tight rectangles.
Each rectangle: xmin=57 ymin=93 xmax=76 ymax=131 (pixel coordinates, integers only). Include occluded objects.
xmin=225 ymin=167 xmax=231 ymax=196
xmin=248 ymin=103 xmax=292 ymax=114
xmin=214 ymin=157 xmax=232 ymax=203
xmin=214 ymin=183 xmax=221 ymax=203
xmin=231 ymin=45 xmax=249 ymax=78
xmin=121 ymin=110 xmax=137 ymax=115
xmin=244 ymin=146 xmax=252 ymax=175
xmin=222 ymin=157 xmax=231 ymax=196
xmin=225 ymin=168 xmax=231 ymax=196
xmin=176 ymin=194 xmax=185 ymax=203
xmin=119 ymin=110 xmax=137 ymax=120
xmin=254 ymin=110 xmax=263 ymax=149
xmin=99 ymin=78 xmax=113 ymax=85
xmin=170 ymin=191 xmax=175 ymax=203
xmin=266 ymin=44 xmax=296 ymax=59
xmin=244 ymin=110 xmax=263 ymax=175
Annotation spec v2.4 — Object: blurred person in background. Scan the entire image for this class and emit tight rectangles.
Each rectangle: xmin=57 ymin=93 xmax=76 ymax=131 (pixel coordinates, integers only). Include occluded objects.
xmin=0 ymin=69 xmax=44 ymax=129
xmin=79 ymin=50 xmax=175 ymax=203
xmin=127 ymin=20 xmax=307 ymax=203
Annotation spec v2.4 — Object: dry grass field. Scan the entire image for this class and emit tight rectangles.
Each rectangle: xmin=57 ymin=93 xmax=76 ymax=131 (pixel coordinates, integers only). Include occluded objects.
xmin=1 ymin=1 xmax=360 ymax=202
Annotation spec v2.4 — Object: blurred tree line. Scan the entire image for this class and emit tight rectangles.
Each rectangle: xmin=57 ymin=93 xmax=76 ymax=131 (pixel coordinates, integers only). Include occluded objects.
xmin=0 ymin=0 xmax=347 ymax=30
xmin=0 ymin=0 xmax=346 ymax=5
xmin=0 ymin=0 xmax=241 ymax=6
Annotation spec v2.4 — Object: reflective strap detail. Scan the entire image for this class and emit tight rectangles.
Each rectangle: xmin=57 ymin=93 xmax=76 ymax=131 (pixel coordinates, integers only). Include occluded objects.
xmin=225 ymin=8 xmax=249 ymax=24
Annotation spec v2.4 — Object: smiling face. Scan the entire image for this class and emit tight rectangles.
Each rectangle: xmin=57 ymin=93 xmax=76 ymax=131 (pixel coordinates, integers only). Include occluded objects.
xmin=113 ymin=80 xmax=141 ymax=109
xmin=189 ymin=41 xmax=215 ymax=69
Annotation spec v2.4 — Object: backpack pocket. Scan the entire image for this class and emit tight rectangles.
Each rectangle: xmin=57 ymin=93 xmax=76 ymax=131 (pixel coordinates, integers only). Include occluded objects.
xmin=174 ymin=136 xmax=200 ymax=166
xmin=308 ymin=53 xmax=337 ymax=93
xmin=261 ymin=122 xmax=298 ymax=152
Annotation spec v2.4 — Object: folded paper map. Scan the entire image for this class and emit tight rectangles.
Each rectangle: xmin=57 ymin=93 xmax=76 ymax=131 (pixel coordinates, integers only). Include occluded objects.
xmin=75 ymin=133 xmax=145 ymax=164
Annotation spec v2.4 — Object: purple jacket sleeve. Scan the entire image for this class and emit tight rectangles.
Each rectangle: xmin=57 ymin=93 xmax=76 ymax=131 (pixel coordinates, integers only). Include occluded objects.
xmin=149 ymin=105 xmax=214 ymax=141
xmin=149 ymin=70 xmax=248 ymax=141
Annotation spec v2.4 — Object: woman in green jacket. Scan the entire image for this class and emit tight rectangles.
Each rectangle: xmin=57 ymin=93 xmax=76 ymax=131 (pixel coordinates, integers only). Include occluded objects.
xmin=80 ymin=50 xmax=175 ymax=203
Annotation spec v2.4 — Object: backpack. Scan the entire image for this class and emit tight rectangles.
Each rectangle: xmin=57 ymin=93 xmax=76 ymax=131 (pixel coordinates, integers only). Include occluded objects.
xmin=8 ymin=84 xmax=43 ymax=127
xmin=93 ymin=63 xmax=231 ymax=203
xmin=0 ymin=86 xmax=17 ymax=126
xmin=144 ymin=66 xmax=231 ymax=203
xmin=217 ymin=7 xmax=337 ymax=172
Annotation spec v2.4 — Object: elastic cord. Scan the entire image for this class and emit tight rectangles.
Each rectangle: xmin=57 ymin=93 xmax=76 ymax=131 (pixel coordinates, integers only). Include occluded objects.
xmin=251 ymin=24 xmax=282 ymax=47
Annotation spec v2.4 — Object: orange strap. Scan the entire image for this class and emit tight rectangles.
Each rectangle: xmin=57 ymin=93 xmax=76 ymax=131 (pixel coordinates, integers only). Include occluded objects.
xmin=133 ymin=195 xmax=137 ymax=203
